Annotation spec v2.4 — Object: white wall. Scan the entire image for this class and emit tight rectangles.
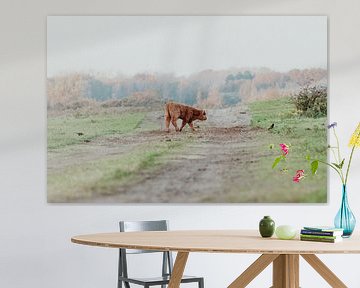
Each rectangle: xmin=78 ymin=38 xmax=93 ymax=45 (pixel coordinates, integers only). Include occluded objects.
xmin=1 ymin=0 xmax=360 ymax=287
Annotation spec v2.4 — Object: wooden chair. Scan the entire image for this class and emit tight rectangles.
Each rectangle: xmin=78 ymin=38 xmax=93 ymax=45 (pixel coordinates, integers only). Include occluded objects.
xmin=118 ymin=220 xmax=204 ymax=288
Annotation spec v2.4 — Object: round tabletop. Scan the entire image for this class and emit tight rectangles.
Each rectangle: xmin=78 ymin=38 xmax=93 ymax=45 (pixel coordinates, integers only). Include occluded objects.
xmin=71 ymin=230 xmax=360 ymax=254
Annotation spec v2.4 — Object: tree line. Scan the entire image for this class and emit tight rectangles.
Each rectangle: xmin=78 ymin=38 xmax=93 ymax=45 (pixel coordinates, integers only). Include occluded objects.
xmin=47 ymin=68 xmax=327 ymax=110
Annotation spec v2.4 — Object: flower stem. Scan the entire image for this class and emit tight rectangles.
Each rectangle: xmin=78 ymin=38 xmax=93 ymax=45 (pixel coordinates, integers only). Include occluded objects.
xmin=333 ymin=127 xmax=342 ymax=162
xmin=316 ymin=159 xmax=344 ymax=184
xmin=330 ymin=148 xmax=339 ymax=164
xmin=333 ymin=127 xmax=345 ymax=181
xmin=345 ymin=145 xmax=356 ymax=185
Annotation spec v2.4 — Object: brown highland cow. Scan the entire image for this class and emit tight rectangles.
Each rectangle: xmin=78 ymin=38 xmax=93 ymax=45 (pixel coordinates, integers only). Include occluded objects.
xmin=164 ymin=102 xmax=207 ymax=132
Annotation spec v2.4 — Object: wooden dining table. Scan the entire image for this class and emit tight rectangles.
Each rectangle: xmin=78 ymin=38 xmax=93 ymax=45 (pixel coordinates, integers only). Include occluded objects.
xmin=71 ymin=230 xmax=360 ymax=288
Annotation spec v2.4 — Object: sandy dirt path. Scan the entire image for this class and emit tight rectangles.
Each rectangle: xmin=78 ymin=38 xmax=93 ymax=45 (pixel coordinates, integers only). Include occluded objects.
xmin=83 ymin=105 xmax=266 ymax=203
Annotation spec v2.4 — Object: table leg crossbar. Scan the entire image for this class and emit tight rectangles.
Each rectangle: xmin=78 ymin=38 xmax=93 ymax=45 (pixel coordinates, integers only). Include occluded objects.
xmin=301 ymin=254 xmax=347 ymax=288
xmin=167 ymin=252 xmax=348 ymax=288
xmin=168 ymin=252 xmax=189 ymax=288
xmin=228 ymin=254 xmax=279 ymax=288
xmin=226 ymin=254 xmax=348 ymax=288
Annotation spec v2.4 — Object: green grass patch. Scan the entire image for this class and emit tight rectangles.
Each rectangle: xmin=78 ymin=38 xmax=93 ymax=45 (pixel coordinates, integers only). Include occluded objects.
xmin=47 ymin=140 xmax=186 ymax=202
xmin=243 ymin=97 xmax=328 ymax=203
xmin=249 ymin=97 xmax=327 ymax=155
xmin=48 ymin=111 xmax=145 ymax=150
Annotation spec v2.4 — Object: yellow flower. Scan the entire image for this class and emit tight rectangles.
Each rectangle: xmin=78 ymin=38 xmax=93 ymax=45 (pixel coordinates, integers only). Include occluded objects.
xmin=349 ymin=122 xmax=360 ymax=147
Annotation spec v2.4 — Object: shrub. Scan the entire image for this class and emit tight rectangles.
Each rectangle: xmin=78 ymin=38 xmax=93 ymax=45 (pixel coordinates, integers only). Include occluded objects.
xmin=292 ymin=86 xmax=327 ymax=117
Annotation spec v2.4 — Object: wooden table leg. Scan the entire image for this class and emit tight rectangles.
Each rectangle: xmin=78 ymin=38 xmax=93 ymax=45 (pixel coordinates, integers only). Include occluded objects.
xmin=228 ymin=254 xmax=279 ymax=288
xmin=272 ymin=254 xmax=299 ymax=288
xmin=288 ymin=255 xmax=299 ymax=288
xmin=301 ymin=254 xmax=347 ymax=288
xmin=168 ymin=252 xmax=189 ymax=288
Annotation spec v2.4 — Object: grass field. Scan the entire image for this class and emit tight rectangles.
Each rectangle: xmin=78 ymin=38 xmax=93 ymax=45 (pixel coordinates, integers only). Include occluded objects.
xmin=247 ymin=97 xmax=327 ymax=202
xmin=48 ymin=140 xmax=186 ymax=202
xmin=48 ymin=111 xmax=145 ymax=150
xmin=47 ymin=98 xmax=328 ymax=203
xmin=47 ymin=108 xmax=191 ymax=202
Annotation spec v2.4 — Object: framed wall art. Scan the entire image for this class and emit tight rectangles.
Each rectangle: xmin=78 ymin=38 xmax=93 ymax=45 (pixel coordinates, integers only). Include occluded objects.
xmin=47 ymin=16 xmax=328 ymax=203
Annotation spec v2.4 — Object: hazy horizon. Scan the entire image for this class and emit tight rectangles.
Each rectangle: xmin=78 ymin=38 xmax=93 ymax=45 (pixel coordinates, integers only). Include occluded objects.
xmin=47 ymin=65 xmax=328 ymax=79
xmin=47 ymin=16 xmax=327 ymax=78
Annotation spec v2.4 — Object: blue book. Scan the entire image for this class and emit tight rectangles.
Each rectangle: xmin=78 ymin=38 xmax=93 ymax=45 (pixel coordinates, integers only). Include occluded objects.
xmin=302 ymin=226 xmax=343 ymax=236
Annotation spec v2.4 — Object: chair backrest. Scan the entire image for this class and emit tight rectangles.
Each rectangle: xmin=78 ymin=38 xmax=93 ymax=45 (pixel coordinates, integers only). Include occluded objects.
xmin=118 ymin=220 xmax=174 ymax=282
xmin=119 ymin=220 xmax=169 ymax=254
xmin=120 ymin=220 xmax=169 ymax=232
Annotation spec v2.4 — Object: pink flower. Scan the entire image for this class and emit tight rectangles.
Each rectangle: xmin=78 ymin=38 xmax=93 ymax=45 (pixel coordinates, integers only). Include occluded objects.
xmin=279 ymin=143 xmax=289 ymax=156
xmin=293 ymin=170 xmax=305 ymax=183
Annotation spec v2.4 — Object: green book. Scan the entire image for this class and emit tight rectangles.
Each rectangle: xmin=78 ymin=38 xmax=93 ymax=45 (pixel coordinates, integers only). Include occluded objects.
xmin=300 ymin=234 xmax=340 ymax=240
xmin=300 ymin=236 xmax=342 ymax=243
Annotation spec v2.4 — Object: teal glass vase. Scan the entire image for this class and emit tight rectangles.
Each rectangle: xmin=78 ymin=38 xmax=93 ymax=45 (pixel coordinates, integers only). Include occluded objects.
xmin=334 ymin=185 xmax=356 ymax=237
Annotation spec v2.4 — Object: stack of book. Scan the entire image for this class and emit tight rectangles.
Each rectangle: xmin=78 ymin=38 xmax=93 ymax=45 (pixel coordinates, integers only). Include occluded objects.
xmin=300 ymin=226 xmax=344 ymax=243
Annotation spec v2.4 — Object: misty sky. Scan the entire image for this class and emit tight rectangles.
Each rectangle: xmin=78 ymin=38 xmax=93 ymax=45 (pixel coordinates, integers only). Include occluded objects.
xmin=47 ymin=16 xmax=327 ymax=77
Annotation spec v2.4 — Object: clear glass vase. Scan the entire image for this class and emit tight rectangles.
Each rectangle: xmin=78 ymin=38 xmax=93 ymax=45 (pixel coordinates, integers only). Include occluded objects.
xmin=334 ymin=185 xmax=356 ymax=237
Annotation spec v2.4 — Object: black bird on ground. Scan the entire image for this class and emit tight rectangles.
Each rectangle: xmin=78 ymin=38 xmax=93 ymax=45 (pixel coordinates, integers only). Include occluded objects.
xmin=268 ymin=123 xmax=275 ymax=130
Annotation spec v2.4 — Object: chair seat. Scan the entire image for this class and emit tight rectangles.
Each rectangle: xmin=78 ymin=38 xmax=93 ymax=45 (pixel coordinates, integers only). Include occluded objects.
xmin=119 ymin=274 xmax=203 ymax=286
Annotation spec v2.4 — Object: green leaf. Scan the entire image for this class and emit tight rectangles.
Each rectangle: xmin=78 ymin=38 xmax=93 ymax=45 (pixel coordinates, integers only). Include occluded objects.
xmin=269 ymin=144 xmax=274 ymax=150
xmin=272 ymin=156 xmax=283 ymax=169
xmin=332 ymin=162 xmax=341 ymax=169
xmin=339 ymin=158 xmax=345 ymax=169
xmin=305 ymin=154 xmax=311 ymax=162
xmin=311 ymin=160 xmax=319 ymax=175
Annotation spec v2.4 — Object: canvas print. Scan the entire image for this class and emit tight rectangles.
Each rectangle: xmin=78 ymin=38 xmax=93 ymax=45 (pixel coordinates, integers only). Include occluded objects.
xmin=47 ymin=16 xmax=328 ymax=203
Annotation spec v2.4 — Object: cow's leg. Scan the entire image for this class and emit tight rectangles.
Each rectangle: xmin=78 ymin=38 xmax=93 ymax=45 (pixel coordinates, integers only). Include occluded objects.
xmin=179 ymin=120 xmax=187 ymax=132
xmin=171 ymin=117 xmax=180 ymax=132
xmin=165 ymin=115 xmax=171 ymax=132
xmin=189 ymin=122 xmax=195 ymax=132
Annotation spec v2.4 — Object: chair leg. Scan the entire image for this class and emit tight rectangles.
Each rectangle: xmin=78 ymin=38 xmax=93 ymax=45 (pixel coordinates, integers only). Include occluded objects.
xmin=199 ymin=278 xmax=204 ymax=288
xmin=118 ymin=250 xmax=122 ymax=288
